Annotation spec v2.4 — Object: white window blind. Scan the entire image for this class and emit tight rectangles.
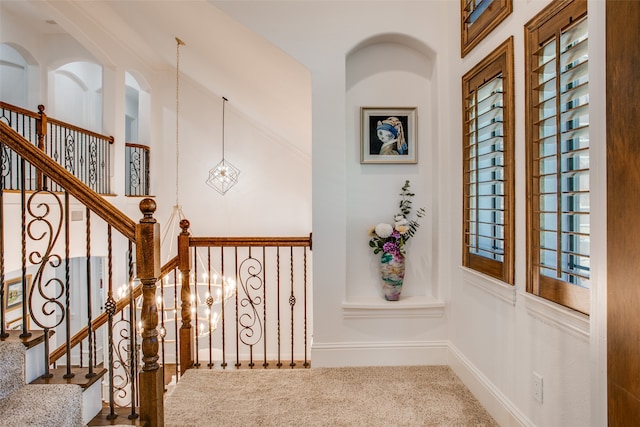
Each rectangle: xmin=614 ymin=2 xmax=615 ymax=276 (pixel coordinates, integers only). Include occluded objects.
xmin=465 ymin=74 xmax=505 ymax=263
xmin=464 ymin=0 xmax=495 ymax=24
xmin=533 ymin=15 xmax=590 ymax=289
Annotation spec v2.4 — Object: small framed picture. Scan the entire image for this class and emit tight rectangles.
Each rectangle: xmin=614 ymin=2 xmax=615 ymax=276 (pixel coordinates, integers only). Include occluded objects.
xmin=361 ymin=107 xmax=417 ymax=164
xmin=4 ymin=276 xmax=29 ymax=313
xmin=6 ymin=316 xmax=23 ymax=331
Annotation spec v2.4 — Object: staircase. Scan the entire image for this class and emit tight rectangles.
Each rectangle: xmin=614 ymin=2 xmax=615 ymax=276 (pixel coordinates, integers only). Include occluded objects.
xmin=0 ymin=339 xmax=83 ymax=426
xmin=0 ymin=106 xmax=313 ymax=427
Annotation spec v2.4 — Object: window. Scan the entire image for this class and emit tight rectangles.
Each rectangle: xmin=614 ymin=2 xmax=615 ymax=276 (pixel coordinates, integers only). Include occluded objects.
xmin=461 ymin=0 xmax=513 ymax=57
xmin=525 ymin=0 xmax=589 ymax=314
xmin=462 ymin=37 xmax=514 ymax=284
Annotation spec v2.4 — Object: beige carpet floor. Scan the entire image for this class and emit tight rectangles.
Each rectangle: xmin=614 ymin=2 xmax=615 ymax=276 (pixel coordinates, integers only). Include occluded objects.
xmin=164 ymin=365 xmax=497 ymax=426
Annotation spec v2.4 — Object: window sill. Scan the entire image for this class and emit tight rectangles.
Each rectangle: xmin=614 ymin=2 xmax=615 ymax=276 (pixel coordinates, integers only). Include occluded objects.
xmin=342 ymin=295 xmax=445 ymax=319
xmin=460 ymin=266 xmax=516 ymax=305
xmin=521 ymin=292 xmax=589 ymax=340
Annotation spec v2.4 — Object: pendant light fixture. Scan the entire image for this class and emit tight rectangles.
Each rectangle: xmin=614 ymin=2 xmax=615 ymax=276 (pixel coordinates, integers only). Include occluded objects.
xmin=206 ymin=96 xmax=240 ymax=195
xmin=162 ymin=36 xmax=188 ymax=260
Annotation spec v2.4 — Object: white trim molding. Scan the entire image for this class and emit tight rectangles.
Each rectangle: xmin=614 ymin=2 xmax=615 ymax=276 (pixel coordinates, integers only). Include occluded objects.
xmin=341 ymin=295 xmax=445 ymax=319
xmin=311 ymin=340 xmax=448 ymax=367
xmin=460 ymin=266 xmax=517 ymax=305
xmin=448 ymin=343 xmax=534 ymax=427
xmin=521 ymin=292 xmax=590 ymax=340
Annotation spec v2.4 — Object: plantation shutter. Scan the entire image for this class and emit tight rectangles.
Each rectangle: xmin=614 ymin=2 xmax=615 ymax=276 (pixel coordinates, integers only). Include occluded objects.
xmin=462 ymin=38 xmax=514 ymax=284
xmin=527 ymin=0 xmax=589 ymax=314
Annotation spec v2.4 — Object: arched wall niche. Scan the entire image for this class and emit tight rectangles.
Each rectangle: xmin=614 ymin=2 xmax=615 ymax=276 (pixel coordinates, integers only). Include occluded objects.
xmin=124 ymin=70 xmax=151 ymax=146
xmin=344 ymin=32 xmax=439 ymax=302
xmin=50 ymin=60 xmax=103 ymax=132
xmin=0 ymin=42 xmax=39 ymax=109
xmin=346 ymin=33 xmax=436 ymax=90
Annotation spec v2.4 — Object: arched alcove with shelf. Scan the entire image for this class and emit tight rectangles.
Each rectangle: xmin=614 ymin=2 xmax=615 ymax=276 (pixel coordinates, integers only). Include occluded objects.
xmin=344 ymin=33 xmax=442 ymax=314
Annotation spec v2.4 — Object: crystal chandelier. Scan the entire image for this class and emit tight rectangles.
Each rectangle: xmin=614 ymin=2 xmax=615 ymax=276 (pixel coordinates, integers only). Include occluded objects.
xmin=206 ymin=97 xmax=240 ymax=194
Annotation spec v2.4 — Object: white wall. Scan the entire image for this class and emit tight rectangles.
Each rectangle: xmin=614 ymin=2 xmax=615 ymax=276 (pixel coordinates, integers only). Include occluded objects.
xmin=215 ymin=0 xmax=451 ymax=363
xmin=216 ymin=1 xmax=605 ymax=426
xmin=445 ymin=1 xmax=606 ymax=426
xmin=150 ymin=69 xmax=312 ymax=241
xmin=1 ymin=1 xmax=608 ymax=425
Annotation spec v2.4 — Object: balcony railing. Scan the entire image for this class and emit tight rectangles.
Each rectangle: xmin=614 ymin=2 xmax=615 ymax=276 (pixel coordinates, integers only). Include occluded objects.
xmin=0 ymin=102 xmax=113 ymax=195
xmin=125 ymin=143 xmax=150 ymax=196
xmin=162 ymin=224 xmax=312 ymax=377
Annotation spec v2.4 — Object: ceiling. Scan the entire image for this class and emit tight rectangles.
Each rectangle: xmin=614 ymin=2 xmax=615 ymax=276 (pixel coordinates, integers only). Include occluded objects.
xmin=1 ymin=0 xmax=312 ymax=157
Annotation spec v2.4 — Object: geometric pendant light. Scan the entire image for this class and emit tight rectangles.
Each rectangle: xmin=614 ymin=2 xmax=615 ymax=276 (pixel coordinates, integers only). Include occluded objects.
xmin=206 ymin=96 xmax=240 ymax=195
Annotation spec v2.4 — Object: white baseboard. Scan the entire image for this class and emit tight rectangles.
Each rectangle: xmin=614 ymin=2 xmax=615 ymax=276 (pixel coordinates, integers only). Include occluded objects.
xmin=447 ymin=343 xmax=534 ymax=427
xmin=311 ymin=340 xmax=449 ymax=367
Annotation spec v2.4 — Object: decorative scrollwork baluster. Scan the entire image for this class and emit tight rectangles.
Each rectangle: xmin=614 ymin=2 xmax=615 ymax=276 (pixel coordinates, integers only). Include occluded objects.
xmin=238 ymin=254 xmax=264 ymax=368
xmin=26 ymin=190 xmax=65 ymax=332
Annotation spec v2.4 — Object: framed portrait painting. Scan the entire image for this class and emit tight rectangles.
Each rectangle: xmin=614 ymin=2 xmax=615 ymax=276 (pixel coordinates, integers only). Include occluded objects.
xmin=361 ymin=107 xmax=417 ymax=164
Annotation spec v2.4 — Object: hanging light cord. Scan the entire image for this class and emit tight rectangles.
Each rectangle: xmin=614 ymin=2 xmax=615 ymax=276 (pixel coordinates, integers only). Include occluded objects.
xmin=221 ymin=96 xmax=227 ymax=159
xmin=175 ymin=37 xmax=185 ymax=207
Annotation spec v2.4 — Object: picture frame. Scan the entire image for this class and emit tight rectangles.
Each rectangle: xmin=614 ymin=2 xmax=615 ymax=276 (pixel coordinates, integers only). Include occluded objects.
xmin=361 ymin=107 xmax=417 ymax=164
xmin=4 ymin=276 xmax=30 ymax=313
xmin=6 ymin=316 xmax=25 ymax=331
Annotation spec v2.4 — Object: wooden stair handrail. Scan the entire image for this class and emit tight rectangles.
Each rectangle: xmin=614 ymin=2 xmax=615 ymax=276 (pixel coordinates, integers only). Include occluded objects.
xmin=0 ymin=121 xmax=135 ymax=240
xmin=49 ymin=256 xmax=179 ymax=364
xmin=189 ymin=234 xmax=313 ymax=249
xmin=0 ymin=101 xmax=115 ymax=144
xmin=0 ymin=101 xmax=39 ymax=119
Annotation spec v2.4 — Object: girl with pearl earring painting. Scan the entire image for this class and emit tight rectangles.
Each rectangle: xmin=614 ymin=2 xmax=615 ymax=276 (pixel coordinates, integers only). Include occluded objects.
xmin=361 ymin=107 xmax=416 ymax=164
xmin=376 ymin=116 xmax=408 ymax=155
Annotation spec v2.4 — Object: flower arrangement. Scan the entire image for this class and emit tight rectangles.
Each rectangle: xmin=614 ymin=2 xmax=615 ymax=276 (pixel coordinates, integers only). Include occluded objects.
xmin=368 ymin=180 xmax=425 ymax=258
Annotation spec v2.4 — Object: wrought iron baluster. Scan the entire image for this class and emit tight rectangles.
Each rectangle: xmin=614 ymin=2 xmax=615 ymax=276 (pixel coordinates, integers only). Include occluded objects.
xmin=262 ymin=246 xmax=268 ymax=369
xmin=234 ymin=247 xmax=240 ymax=369
xmin=220 ymin=248 xmax=227 ymax=369
xmin=19 ymin=158 xmax=30 ymax=339
xmin=193 ymin=246 xmax=199 ymax=367
xmin=277 ymin=247 xmax=282 ymax=368
xmin=63 ymin=192 xmax=74 ymax=378
xmin=289 ymin=246 xmax=296 ymax=368
xmin=303 ymin=248 xmax=309 ymax=368
xmin=128 ymin=240 xmax=138 ymax=420
xmin=207 ymin=247 xmax=213 ymax=368
xmin=160 ymin=267 xmax=166 ymax=389
xmin=85 ymin=208 xmax=95 ymax=378
xmin=173 ymin=268 xmax=179 ymax=380
xmin=106 ymin=225 xmax=118 ymax=421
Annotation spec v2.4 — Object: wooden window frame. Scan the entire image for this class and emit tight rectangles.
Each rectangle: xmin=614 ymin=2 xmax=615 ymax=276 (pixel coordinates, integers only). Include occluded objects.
xmin=462 ymin=37 xmax=515 ymax=284
xmin=525 ymin=0 xmax=589 ymax=314
xmin=461 ymin=0 xmax=513 ymax=57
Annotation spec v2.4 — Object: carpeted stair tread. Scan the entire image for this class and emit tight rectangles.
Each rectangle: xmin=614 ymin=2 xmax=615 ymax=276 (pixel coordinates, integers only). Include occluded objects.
xmin=0 ymin=341 xmax=24 ymax=399
xmin=0 ymin=383 xmax=83 ymax=427
xmin=0 ymin=340 xmax=83 ymax=427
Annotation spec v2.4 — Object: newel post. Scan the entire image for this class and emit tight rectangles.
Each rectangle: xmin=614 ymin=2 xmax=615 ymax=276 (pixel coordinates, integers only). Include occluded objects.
xmin=136 ymin=199 xmax=163 ymax=427
xmin=178 ymin=219 xmax=194 ymax=374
